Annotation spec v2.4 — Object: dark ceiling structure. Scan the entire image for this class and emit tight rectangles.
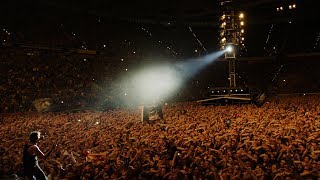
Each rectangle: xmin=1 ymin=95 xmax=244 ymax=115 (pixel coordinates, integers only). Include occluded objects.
xmin=1 ymin=0 xmax=319 ymax=57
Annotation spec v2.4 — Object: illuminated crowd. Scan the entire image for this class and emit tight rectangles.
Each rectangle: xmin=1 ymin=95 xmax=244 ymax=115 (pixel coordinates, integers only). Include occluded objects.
xmin=1 ymin=95 xmax=320 ymax=179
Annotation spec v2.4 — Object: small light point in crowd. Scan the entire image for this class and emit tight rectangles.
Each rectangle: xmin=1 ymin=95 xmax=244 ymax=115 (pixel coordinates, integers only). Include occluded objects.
xmin=78 ymin=119 xmax=81 ymax=122
xmin=125 ymin=69 xmax=128 ymax=71
xmin=239 ymin=13 xmax=244 ymax=19
xmin=133 ymin=51 xmax=136 ymax=54
xmin=61 ymin=101 xmax=64 ymax=104
xmin=84 ymin=58 xmax=87 ymax=62
xmin=95 ymin=121 xmax=99 ymax=125
xmin=103 ymin=44 xmax=106 ymax=48
xmin=121 ymin=58 xmax=124 ymax=61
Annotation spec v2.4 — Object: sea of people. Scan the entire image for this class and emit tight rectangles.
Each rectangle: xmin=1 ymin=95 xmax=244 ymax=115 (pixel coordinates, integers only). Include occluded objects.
xmin=0 ymin=48 xmax=127 ymax=113
xmin=1 ymin=95 xmax=320 ymax=179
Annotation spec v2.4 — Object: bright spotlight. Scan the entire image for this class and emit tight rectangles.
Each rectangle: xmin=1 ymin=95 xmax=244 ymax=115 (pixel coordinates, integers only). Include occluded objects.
xmin=239 ymin=13 xmax=244 ymax=19
xmin=226 ymin=46 xmax=233 ymax=52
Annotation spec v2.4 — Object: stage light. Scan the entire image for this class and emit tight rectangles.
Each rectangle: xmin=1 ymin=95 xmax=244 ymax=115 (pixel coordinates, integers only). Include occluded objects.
xmin=277 ymin=8 xmax=279 ymax=11
xmin=241 ymin=37 xmax=245 ymax=41
xmin=240 ymin=21 xmax=244 ymax=26
xmin=293 ymin=4 xmax=296 ymax=8
xmin=226 ymin=46 xmax=233 ymax=53
xmin=103 ymin=44 xmax=106 ymax=48
xmin=121 ymin=58 xmax=124 ymax=61
xmin=280 ymin=7 xmax=283 ymax=10
xmin=194 ymin=49 xmax=198 ymax=53
xmin=289 ymin=5 xmax=292 ymax=9
xmin=125 ymin=69 xmax=128 ymax=71
xmin=239 ymin=13 xmax=244 ymax=19
xmin=241 ymin=29 xmax=244 ymax=33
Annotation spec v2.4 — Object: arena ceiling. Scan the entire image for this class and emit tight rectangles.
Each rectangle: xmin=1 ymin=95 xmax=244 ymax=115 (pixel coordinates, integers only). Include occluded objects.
xmin=1 ymin=0 xmax=319 ymax=57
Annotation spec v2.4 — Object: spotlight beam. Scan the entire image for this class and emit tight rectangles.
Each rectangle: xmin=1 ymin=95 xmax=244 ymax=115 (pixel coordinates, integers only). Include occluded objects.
xmin=119 ymin=50 xmax=225 ymax=105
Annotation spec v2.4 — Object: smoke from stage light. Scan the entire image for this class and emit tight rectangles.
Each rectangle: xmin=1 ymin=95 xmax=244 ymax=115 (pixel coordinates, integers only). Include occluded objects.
xmin=119 ymin=50 xmax=225 ymax=105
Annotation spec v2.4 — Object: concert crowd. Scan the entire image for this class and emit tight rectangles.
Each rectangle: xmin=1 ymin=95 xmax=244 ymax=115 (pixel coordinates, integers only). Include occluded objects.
xmin=1 ymin=95 xmax=320 ymax=179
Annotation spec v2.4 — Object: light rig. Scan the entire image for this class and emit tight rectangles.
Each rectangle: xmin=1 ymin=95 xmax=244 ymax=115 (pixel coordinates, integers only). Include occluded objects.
xmin=198 ymin=0 xmax=258 ymax=105
xmin=219 ymin=0 xmax=245 ymax=87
